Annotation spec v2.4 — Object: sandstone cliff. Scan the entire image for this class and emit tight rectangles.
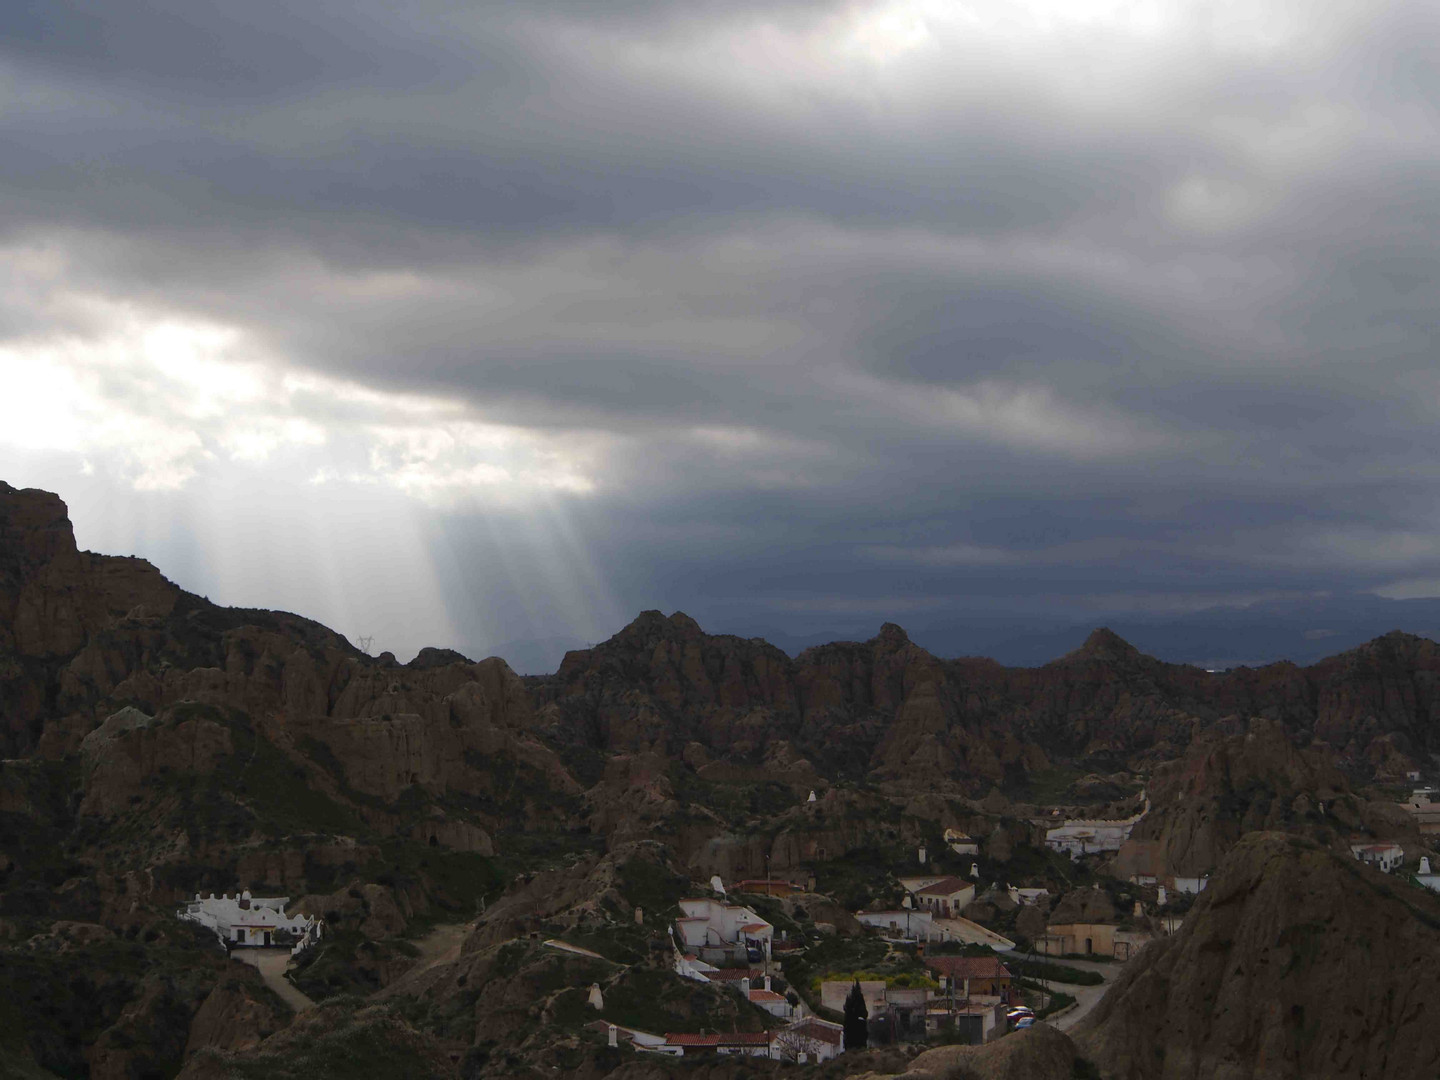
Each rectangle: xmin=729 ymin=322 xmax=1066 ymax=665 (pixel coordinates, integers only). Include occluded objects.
xmin=1077 ymin=832 xmax=1440 ymax=1079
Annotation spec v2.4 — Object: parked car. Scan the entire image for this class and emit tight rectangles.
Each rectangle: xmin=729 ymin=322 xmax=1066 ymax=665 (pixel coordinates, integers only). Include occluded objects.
xmin=1014 ymin=1017 xmax=1036 ymax=1029
xmin=1007 ymin=1007 xmax=1034 ymax=1020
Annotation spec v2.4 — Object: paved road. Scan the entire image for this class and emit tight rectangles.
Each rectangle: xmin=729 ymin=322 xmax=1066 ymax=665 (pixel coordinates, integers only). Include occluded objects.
xmin=236 ymin=948 xmax=315 ymax=1013
xmin=1023 ymin=957 xmax=1121 ymax=1032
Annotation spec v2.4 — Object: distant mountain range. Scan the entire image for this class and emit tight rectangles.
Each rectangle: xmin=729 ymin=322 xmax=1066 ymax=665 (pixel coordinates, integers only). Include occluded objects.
xmin=476 ymin=594 xmax=1440 ymax=676
xmin=694 ymin=593 xmax=1440 ymax=671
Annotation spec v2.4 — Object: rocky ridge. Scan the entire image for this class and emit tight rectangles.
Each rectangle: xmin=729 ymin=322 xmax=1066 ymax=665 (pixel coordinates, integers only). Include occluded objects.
xmin=1077 ymin=831 xmax=1440 ymax=1079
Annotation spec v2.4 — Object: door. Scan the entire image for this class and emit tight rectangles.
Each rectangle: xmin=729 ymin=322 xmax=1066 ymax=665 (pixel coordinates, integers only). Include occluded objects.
xmin=1085 ymin=938 xmax=1092 ymax=954
xmin=236 ymin=929 xmax=245 ymax=944
xmin=264 ymin=931 xmax=272 ymax=946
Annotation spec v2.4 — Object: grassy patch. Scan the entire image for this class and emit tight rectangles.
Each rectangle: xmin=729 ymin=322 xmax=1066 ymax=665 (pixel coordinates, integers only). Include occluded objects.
xmin=1005 ymin=959 xmax=1105 ymax=986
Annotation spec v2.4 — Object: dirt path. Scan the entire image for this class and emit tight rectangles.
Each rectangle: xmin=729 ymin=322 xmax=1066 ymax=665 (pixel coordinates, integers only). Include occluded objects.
xmin=372 ymin=922 xmax=473 ymax=1000
xmin=236 ymin=948 xmax=315 ymax=1013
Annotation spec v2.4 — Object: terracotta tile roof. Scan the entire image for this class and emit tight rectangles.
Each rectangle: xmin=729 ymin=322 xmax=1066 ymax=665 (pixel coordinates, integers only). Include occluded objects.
xmin=664 ymin=1032 xmax=772 ymax=1046
xmin=739 ymin=922 xmax=771 ymax=933
xmin=749 ymin=990 xmax=786 ymax=1002
xmin=916 ymin=877 xmax=971 ymax=897
xmin=788 ymin=1019 xmax=843 ymax=1046
xmin=925 ymin=955 xmax=1012 ymax=980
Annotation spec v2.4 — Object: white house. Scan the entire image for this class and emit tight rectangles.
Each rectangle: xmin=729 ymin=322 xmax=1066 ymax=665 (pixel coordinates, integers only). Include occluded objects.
xmin=742 ymin=976 xmax=799 ymax=1020
xmin=944 ymin=829 xmax=980 ymax=856
xmin=897 ymin=874 xmax=947 ymax=894
xmin=911 ymin=877 xmax=975 ymax=918
xmin=855 ymin=908 xmax=941 ymax=941
xmin=590 ymin=1022 xmax=681 ymax=1056
xmin=675 ymin=898 xmax=773 ymax=965
xmin=1415 ymin=856 xmax=1440 ymax=893
xmin=662 ymin=1032 xmax=773 ymax=1057
xmin=1351 ymin=842 xmax=1405 ymax=873
xmin=771 ymin=1018 xmax=844 ymax=1062
xmin=179 ymin=891 xmax=321 ymax=952
xmin=1045 ymin=795 xmax=1149 ymax=858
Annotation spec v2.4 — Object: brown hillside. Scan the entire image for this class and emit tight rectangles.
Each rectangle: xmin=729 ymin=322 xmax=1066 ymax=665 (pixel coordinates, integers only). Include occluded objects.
xmin=1077 ymin=831 xmax=1440 ymax=1079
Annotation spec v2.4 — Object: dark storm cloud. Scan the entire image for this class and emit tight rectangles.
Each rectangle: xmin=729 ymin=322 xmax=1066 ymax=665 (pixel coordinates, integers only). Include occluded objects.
xmin=6 ymin=0 xmax=1440 ymax=657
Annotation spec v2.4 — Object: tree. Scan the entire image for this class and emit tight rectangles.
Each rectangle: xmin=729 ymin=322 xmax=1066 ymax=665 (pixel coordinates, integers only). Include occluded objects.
xmin=843 ymin=979 xmax=869 ymax=1050
xmin=772 ymin=1026 xmax=826 ymax=1063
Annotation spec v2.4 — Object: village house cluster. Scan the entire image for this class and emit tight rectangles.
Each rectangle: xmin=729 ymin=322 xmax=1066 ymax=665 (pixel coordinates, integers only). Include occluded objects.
xmin=604 ymin=785 xmax=1440 ymax=1064
xmin=659 ymin=871 xmax=1030 ymax=1061
xmin=178 ymin=891 xmax=323 ymax=955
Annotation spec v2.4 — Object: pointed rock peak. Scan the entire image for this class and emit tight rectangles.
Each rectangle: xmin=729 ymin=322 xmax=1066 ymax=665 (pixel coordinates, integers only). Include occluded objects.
xmin=606 ymin=610 xmax=706 ymax=649
xmin=874 ymin=622 xmax=912 ymax=649
xmin=614 ymin=610 xmax=668 ymax=637
xmin=667 ymin=611 xmax=703 ymax=637
xmin=1063 ymin=627 xmax=1142 ymax=663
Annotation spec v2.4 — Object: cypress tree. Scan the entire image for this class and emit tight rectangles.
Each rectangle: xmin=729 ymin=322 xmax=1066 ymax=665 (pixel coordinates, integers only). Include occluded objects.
xmin=843 ymin=978 xmax=869 ymax=1049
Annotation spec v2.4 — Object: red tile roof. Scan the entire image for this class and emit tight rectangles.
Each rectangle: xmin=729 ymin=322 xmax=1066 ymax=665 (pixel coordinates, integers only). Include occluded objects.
xmin=664 ymin=1032 xmax=772 ymax=1046
xmin=925 ymin=955 xmax=1012 ymax=980
xmin=787 ymin=1019 xmax=843 ymax=1046
xmin=749 ymin=990 xmax=786 ymax=1002
xmin=739 ymin=922 xmax=771 ymax=933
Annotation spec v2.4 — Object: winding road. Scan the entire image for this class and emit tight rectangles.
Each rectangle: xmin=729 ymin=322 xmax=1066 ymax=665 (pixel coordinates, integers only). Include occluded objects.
xmin=1032 ymin=956 xmax=1121 ymax=1032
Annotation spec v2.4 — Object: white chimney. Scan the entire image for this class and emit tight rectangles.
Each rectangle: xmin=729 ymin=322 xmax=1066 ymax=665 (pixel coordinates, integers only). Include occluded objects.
xmin=635 ymin=907 xmax=644 ymax=925
xmin=1423 ymin=856 xmax=1433 ymax=875
xmin=608 ymin=1024 xmax=618 ymax=1048
xmin=740 ymin=978 xmax=750 ymax=995
xmin=1157 ymin=885 xmax=1167 ymax=906
xmin=808 ymin=790 xmax=817 ymax=803
xmin=970 ymin=862 xmax=980 ymax=879
xmin=918 ymin=846 xmax=927 ymax=864
xmin=711 ymin=875 xmax=726 ymax=895
xmin=765 ymin=975 xmax=772 ymax=991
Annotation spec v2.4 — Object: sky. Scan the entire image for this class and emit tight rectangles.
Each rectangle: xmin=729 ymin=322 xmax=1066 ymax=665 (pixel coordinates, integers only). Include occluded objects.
xmin=4 ymin=0 xmax=1440 ymax=671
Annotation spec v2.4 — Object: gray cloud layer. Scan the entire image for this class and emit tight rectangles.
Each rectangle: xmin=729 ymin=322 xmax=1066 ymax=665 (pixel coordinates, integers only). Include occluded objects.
xmin=4 ymin=0 xmax=1440 ymax=664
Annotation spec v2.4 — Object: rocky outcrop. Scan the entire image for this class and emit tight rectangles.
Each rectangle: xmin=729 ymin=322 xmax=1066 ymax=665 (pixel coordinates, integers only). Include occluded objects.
xmin=293 ymin=881 xmax=411 ymax=940
xmin=852 ymin=1024 xmax=1080 ymax=1080
xmin=1121 ymin=719 xmax=1378 ymax=878
xmin=184 ymin=964 xmax=289 ymax=1058
xmin=1077 ymin=832 xmax=1440 ymax=1079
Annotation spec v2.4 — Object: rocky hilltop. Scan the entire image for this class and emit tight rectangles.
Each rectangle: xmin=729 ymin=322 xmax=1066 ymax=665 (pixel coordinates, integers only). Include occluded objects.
xmin=1077 ymin=832 xmax=1440 ymax=1079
